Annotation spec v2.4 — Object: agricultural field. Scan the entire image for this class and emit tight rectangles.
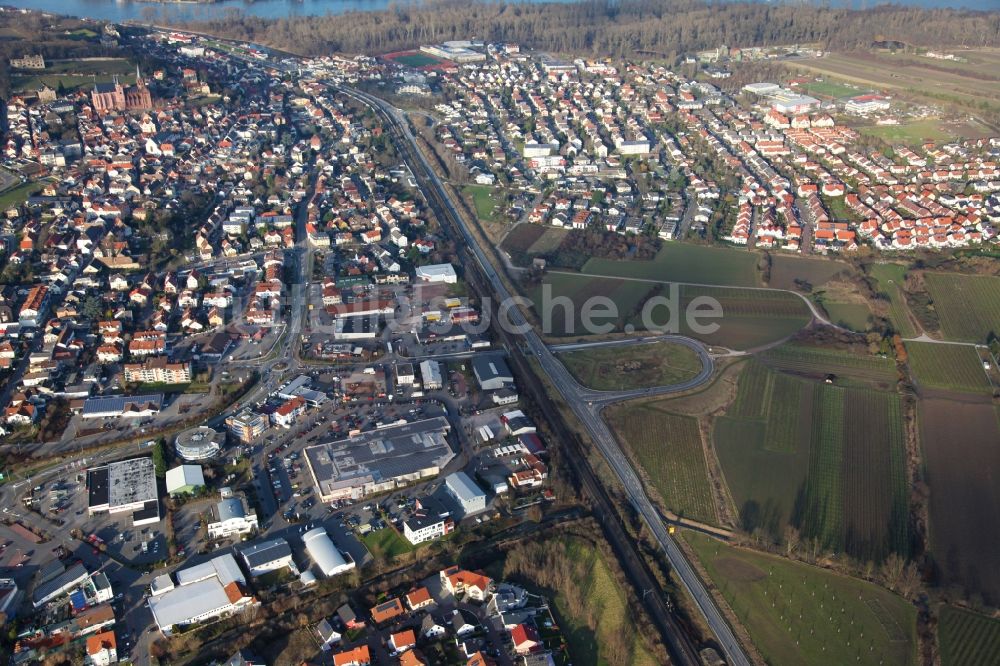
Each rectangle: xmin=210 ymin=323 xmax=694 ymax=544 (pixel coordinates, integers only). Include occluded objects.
xmin=558 ymin=341 xmax=704 ymax=391
xmin=768 ymin=254 xmax=853 ymax=291
xmin=606 ymin=404 xmax=717 ymax=524
xmin=938 ymin=606 xmax=1000 ymax=666
xmin=869 ymin=263 xmax=918 ymax=338
xmin=581 ymin=242 xmax=761 ymax=287
xmin=923 ymin=273 xmax=1000 ymax=343
xmin=906 ymin=342 xmax=992 ymax=394
xmin=920 ymin=399 xmax=1000 ymax=606
xmin=684 ymin=531 xmax=917 ymax=666
xmin=528 ymin=273 xmax=812 ymax=348
xmin=758 ymin=343 xmax=897 ymax=387
xmin=463 ymin=184 xmax=501 ymax=222
xmin=715 ymin=361 xmax=909 ymax=560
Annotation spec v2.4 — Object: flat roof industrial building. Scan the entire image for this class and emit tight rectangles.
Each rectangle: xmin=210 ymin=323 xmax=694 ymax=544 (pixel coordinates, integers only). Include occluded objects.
xmin=148 ymin=554 xmax=253 ymax=636
xmin=304 ymin=417 xmax=455 ymax=502
xmin=81 ymin=394 xmax=163 ymax=419
xmin=87 ymin=457 xmax=160 ymax=526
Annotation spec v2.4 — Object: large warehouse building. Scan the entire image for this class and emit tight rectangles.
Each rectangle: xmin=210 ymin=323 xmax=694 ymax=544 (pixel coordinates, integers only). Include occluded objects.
xmin=87 ymin=457 xmax=160 ymax=526
xmin=148 ymin=554 xmax=255 ymax=636
xmin=304 ymin=417 xmax=455 ymax=502
xmin=302 ymin=527 xmax=356 ymax=577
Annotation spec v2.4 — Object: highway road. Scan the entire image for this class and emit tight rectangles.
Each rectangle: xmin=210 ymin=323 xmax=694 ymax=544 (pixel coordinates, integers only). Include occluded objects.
xmin=331 ymin=83 xmax=753 ymax=666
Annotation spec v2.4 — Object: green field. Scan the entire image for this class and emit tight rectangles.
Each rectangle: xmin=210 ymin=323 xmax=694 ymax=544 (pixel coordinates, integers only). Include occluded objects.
xmin=923 ymin=273 xmax=1000 ymax=342
xmin=906 ymin=341 xmax=991 ymax=394
xmin=581 ymin=242 xmax=761 ymax=287
xmin=464 ymin=184 xmax=501 ymax=222
xmin=529 ymin=273 xmax=811 ymax=349
xmin=799 ymin=79 xmax=870 ymax=99
xmin=759 ymin=343 xmax=897 ymax=386
xmin=860 ymin=119 xmax=952 ymax=145
xmin=685 ymin=531 xmax=917 ymax=666
xmin=716 ymin=361 xmax=909 ymax=560
xmin=768 ymin=254 xmax=852 ymax=290
xmin=0 ymin=181 xmax=44 ymax=210
xmin=506 ymin=536 xmax=659 ymax=666
xmin=870 ymin=264 xmax=918 ymax=338
xmin=606 ymin=405 xmax=717 ymax=524
xmin=389 ymin=52 xmax=443 ymax=67
xmin=558 ymin=341 xmax=703 ymax=391
xmin=823 ymin=301 xmax=872 ymax=332
xmin=939 ymin=606 xmax=1000 ymax=666
xmin=361 ymin=528 xmax=414 ymax=560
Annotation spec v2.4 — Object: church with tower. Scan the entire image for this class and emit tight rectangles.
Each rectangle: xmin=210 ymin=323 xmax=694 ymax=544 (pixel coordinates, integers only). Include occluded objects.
xmin=91 ymin=66 xmax=152 ymax=113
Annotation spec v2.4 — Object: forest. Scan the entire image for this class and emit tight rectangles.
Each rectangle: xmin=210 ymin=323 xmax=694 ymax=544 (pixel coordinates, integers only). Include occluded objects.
xmin=182 ymin=0 xmax=1000 ymax=58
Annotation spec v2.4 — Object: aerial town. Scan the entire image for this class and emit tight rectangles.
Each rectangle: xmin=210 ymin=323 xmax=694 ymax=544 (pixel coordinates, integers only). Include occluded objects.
xmin=0 ymin=3 xmax=999 ymax=666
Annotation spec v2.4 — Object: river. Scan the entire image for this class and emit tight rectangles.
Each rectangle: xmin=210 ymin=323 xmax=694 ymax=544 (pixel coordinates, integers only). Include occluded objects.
xmin=5 ymin=0 xmax=999 ymax=25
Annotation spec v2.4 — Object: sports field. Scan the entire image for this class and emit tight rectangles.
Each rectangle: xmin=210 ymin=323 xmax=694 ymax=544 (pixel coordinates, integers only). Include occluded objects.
xmin=559 ymin=341 xmax=704 ymax=391
xmin=923 ymin=273 xmax=1000 ymax=343
xmin=860 ymin=120 xmax=953 ymax=145
xmin=797 ymin=78 xmax=871 ymax=99
xmin=789 ymin=51 xmax=1000 ymax=115
xmin=716 ymin=361 xmax=909 ymax=560
xmin=921 ymin=399 xmax=1000 ymax=606
xmin=685 ymin=531 xmax=917 ymax=666
xmin=606 ymin=405 xmax=717 ymax=524
xmin=869 ymin=264 xmax=918 ymax=338
xmin=906 ymin=342 xmax=992 ymax=394
xmin=385 ymin=51 xmax=444 ymax=68
xmin=939 ymin=606 xmax=1000 ymax=666
xmin=581 ymin=242 xmax=760 ymax=287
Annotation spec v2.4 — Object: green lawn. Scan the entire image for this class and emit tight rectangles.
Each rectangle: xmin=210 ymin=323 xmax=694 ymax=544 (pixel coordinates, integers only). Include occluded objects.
xmin=906 ymin=342 xmax=992 ymax=394
xmin=464 ymin=184 xmax=501 ymax=222
xmin=361 ymin=528 xmax=414 ymax=560
xmin=685 ymin=531 xmax=917 ymax=666
xmin=822 ymin=301 xmax=872 ymax=332
xmin=0 ymin=181 xmax=43 ymax=210
xmin=510 ymin=536 xmax=659 ymax=666
xmin=860 ymin=119 xmax=951 ymax=145
xmin=558 ymin=341 xmax=704 ymax=391
xmin=869 ymin=264 xmax=918 ymax=338
xmin=581 ymin=242 xmax=761 ymax=287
